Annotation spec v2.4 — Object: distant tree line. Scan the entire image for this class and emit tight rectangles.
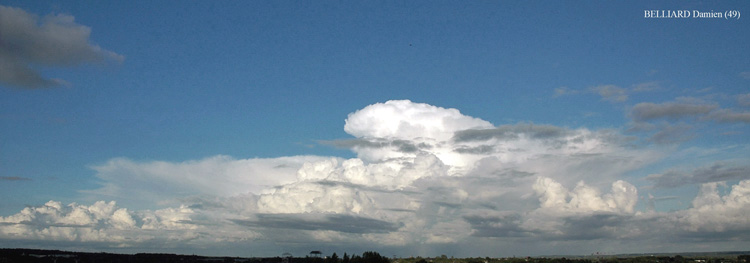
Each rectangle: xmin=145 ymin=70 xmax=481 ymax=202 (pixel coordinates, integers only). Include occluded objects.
xmin=298 ymin=251 xmax=390 ymax=263
xmin=0 ymin=249 xmax=748 ymax=263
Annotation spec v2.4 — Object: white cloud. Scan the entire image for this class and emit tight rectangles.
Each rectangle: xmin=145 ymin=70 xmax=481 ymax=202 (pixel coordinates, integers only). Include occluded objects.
xmin=678 ymin=180 xmax=750 ymax=233
xmin=533 ymin=177 xmax=638 ymax=214
xmin=256 ymin=181 xmax=376 ymax=214
xmin=84 ymin=155 xmax=333 ymax=208
xmin=344 ymin=100 xmax=493 ymax=141
xmin=0 ymin=200 xmax=259 ymax=247
xmin=0 ymin=5 xmax=123 ymax=89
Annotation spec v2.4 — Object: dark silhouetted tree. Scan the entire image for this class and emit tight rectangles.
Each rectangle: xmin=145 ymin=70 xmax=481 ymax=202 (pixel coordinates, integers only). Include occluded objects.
xmin=327 ymin=253 xmax=340 ymax=263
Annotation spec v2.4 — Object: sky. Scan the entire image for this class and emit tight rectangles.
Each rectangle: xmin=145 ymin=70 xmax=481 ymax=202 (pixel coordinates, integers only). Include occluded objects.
xmin=1 ymin=0 xmax=750 ymax=258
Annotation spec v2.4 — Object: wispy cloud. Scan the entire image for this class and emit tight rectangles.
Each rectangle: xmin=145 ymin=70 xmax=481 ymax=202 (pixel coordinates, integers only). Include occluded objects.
xmin=738 ymin=93 xmax=750 ymax=107
xmin=0 ymin=176 xmax=31 ymax=181
xmin=554 ymin=82 xmax=660 ymax=102
xmin=590 ymin=85 xmax=628 ymax=102
xmin=553 ymin=87 xmax=579 ymax=97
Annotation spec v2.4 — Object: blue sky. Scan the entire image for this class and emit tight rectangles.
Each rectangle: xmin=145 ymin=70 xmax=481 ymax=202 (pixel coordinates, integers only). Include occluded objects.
xmin=1 ymin=0 xmax=750 ymax=258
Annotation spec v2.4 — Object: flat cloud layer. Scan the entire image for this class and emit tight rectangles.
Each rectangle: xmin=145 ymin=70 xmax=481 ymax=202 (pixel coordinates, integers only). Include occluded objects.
xmin=0 ymin=5 xmax=123 ymax=88
xmin=1 ymin=100 xmax=749 ymax=256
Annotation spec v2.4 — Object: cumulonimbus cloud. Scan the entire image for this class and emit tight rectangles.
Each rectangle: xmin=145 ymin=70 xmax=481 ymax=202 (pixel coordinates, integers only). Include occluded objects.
xmin=0 ymin=5 xmax=124 ymax=89
xmin=1 ymin=100 xmax=748 ymax=255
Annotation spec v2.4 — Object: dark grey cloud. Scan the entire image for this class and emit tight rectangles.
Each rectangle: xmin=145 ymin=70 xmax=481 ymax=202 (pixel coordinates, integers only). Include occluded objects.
xmin=556 ymin=213 xmax=629 ymax=240
xmin=453 ymin=145 xmax=496 ymax=154
xmin=463 ymin=214 xmax=531 ymax=237
xmin=233 ymin=213 xmax=401 ymax=234
xmin=0 ymin=5 xmax=123 ymax=89
xmin=646 ymin=162 xmax=750 ymax=188
xmin=468 ymin=157 xmax=537 ymax=179
xmin=433 ymin=201 xmax=462 ymax=209
xmin=471 ymin=213 xmax=636 ymax=241
xmin=314 ymin=180 xmax=422 ymax=195
xmin=453 ymin=123 xmax=570 ymax=142
xmin=630 ymin=102 xmax=717 ymax=122
xmin=674 ymin=226 xmax=750 ymax=241
xmin=319 ymin=138 xmax=430 ymax=153
xmin=625 ymin=98 xmax=750 ymax=143
xmin=0 ymin=176 xmax=31 ymax=181
xmin=630 ymin=97 xmax=750 ymax=126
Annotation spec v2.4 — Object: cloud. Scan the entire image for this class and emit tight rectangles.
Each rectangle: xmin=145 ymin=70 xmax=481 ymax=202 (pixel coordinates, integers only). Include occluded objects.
xmin=706 ymin=109 xmax=750 ymax=123
xmin=675 ymin=180 xmax=750 ymax=236
xmin=5 ymin=100 xmax=749 ymax=255
xmin=338 ymin=100 xmax=494 ymax=172
xmin=553 ymin=87 xmax=579 ymax=97
xmin=646 ymin=161 xmax=750 ymax=188
xmin=630 ymin=101 xmax=717 ymax=122
xmin=344 ymin=100 xmax=493 ymax=141
xmin=256 ymin=180 xmax=378 ymax=214
xmin=532 ymin=177 xmax=638 ymax=214
xmin=590 ymin=85 xmax=628 ymax=102
xmin=233 ymin=213 xmax=401 ymax=234
xmin=0 ymin=201 xmax=150 ymax=242
xmin=84 ymin=155 xmax=334 ymax=208
xmin=0 ymin=5 xmax=123 ymax=89
xmin=630 ymin=97 xmax=750 ymax=124
xmin=453 ymin=123 xmax=572 ymax=142
xmin=0 ymin=176 xmax=31 ymax=181
xmin=461 ymin=177 xmax=640 ymax=241
xmin=0 ymin=200 xmax=259 ymax=247
xmin=740 ymin=71 xmax=750 ymax=80
xmin=647 ymin=123 xmax=695 ymax=145
xmin=631 ymin=81 xmax=661 ymax=92
xmin=627 ymin=97 xmax=750 ymax=143
xmin=554 ymin=82 xmax=658 ymax=102
xmin=738 ymin=93 xmax=750 ymax=107
xmin=463 ymin=213 xmax=530 ymax=238
xmin=319 ymin=138 xmax=428 ymax=154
